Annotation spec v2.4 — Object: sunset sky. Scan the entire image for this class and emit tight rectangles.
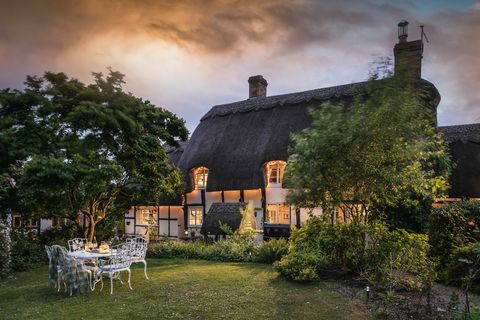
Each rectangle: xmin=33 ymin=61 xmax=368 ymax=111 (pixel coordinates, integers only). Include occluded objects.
xmin=1 ymin=0 xmax=479 ymax=132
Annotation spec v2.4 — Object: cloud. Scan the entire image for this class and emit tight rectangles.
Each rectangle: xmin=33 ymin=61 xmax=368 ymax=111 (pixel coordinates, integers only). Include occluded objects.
xmin=0 ymin=0 xmax=478 ymax=129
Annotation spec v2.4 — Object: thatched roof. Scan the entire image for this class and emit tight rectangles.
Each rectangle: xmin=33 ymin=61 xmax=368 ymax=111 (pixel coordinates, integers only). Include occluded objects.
xmin=200 ymin=202 xmax=246 ymax=235
xmin=177 ymin=79 xmax=440 ymax=192
xmin=439 ymin=124 xmax=480 ymax=198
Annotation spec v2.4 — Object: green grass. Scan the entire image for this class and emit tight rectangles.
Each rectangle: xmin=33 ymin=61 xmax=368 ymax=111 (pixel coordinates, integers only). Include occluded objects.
xmin=0 ymin=259 xmax=370 ymax=320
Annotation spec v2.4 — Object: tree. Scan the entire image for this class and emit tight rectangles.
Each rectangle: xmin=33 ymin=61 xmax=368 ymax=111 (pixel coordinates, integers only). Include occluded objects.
xmin=0 ymin=70 xmax=188 ymax=241
xmin=285 ymin=74 xmax=451 ymax=222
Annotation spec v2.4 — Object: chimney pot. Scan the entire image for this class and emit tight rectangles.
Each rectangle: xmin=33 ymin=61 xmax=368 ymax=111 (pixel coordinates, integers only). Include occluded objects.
xmin=248 ymin=75 xmax=268 ymax=98
xmin=398 ymin=20 xmax=409 ymax=43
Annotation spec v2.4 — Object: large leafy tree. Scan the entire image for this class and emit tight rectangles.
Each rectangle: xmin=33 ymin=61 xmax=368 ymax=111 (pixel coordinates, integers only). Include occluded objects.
xmin=0 ymin=70 xmax=188 ymax=241
xmin=285 ymin=75 xmax=451 ymax=222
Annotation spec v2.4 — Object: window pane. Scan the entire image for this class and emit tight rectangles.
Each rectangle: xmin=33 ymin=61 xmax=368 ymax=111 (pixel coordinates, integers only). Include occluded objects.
xmin=266 ymin=204 xmax=290 ymax=224
xmin=189 ymin=208 xmax=203 ymax=226
xmin=194 ymin=167 xmax=209 ymax=189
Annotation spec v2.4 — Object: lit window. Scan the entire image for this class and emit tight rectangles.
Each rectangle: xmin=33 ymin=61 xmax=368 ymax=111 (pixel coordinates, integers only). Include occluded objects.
xmin=266 ymin=204 xmax=290 ymax=224
xmin=265 ymin=161 xmax=286 ymax=185
xmin=136 ymin=207 xmax=157 ymax=225
xmin=189 ymin=207 xmax=203 ymax=226
xmin=193 ymin=167 xmax=208 ymax=189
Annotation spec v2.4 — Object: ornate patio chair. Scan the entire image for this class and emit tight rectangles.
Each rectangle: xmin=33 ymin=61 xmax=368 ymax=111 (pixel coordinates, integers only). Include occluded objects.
xmin=126 ymin=236 xmax=149 ymax=279
xmin=45 ymin=245 xmax=60 ymax=289
xmin=68 ymin=238 xmax=87 ymax=252
xmin=97 ymin=245 xmax=133 ymax=295
xmin=50 ymin=245 xmax=90 ymax=296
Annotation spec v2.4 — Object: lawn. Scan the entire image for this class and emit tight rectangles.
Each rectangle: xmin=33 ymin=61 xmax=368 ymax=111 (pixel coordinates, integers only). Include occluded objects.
xmin=0 ymin=259 xmax=371 ymax=320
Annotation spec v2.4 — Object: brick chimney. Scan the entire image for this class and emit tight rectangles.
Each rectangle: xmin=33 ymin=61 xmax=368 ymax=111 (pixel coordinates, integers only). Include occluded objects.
xmin=248 ymin=75 xmax=268 ymax=98
xmin=393 ymin=20 xmax=424 ymax=79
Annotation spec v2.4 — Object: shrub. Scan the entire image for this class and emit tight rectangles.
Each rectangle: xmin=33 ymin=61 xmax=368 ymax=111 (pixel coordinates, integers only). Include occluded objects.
xmin=361 ymin=222 xmax=431 ymax=292
xmin=147 ymin=240 xmax=211 ymax=260
xmin=273 ymin=217 xmax=367 ymax=281
xmin=428 ymin=202 xmax=480 ymax=280
xmin=254 ymin=238 xmax=288 ymax=264
xmin=274 ymin=217 xmax=431 ymax=289
xmin=209 ymin=232 xmax=256 ymax=262
xmin=10 ymin=229 xmax=46 ymax=272
xmin=147 ymin=232 xmax=257 ymax=262
xmin=38 ymin=224 xmax=80 ymax=246
xmin=0 ymin=220 xmax=11 ymax=277
xmin=445 ymin=243 xmax=480 ymax=292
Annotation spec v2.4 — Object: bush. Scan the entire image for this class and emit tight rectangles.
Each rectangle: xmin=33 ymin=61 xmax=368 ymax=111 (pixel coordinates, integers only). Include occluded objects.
xmin=273 ymin=217 xmax=367 ymax=281
xmin=38 ymin=224 xmax=80 ymax=246
xmin=147 ymin=232 xmax=257 ymax=262
xmin=209 ymin=232 xmax=257 ymax=262
xmin=428 ymin=202 xmax=480 ymax=280
xmin=274 ymin=217 xmax=431 ymax=289
xmin=10 ymin=229 xmax=46 ymax=272
xmin=0 ymin=220 xmax=11 ymax=278
xmin=254 ymin=238 xmax=288 ymax=264
xmin=444 ymin=243 xmax=480 ymax=291
xmin=148 ymin=240 xmax=212 ymax=260
xmin=361 ymin=222 xmax=431 ymax=291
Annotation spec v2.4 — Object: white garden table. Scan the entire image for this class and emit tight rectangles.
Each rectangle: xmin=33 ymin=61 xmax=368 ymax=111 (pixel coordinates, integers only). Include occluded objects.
xmin=68 ymin=249 xmax=117 ymax=260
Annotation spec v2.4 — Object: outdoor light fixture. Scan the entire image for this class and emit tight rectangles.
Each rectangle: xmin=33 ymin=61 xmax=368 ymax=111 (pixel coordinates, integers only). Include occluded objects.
xmin=398 ymin=20 xmax=409 ymax=42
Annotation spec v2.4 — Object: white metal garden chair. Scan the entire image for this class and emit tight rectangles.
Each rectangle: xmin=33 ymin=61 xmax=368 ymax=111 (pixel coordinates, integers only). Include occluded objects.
xmin=97 ymin=245 xmax=133 ymax=295
xmin=126 ymin=236 xmax=149 ymax=279
xmin=68 ymin=238 xmax=87 ymax=252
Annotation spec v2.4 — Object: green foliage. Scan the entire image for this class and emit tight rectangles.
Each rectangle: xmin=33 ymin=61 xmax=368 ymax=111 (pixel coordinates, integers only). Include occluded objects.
xmin=218 ymin=221 xmax=234 ymax=236
xmin=444 ymin=243 xmax=480 ymax=290
xmin=274 ymin=217 xmax=431 ymax=290
xmin=371 ymin=197 xmax=432 ymax=233
xmin=361 ymin=222 xmax=431 ymax=292
xmin=274 ymin=217 xmax=367 ymax=281
xmin=254 ymin=238 xmax=289 ymax=264
xmin=37 ymin=225 xmax=80 ymax=246
xmin=148 ymin=233 xmax=259 ymax=263
xmin=428 ymin=201 xmax=480 ymax=273
xmin=0 ymin=220 xmax=11 ymax=277
xmin=0 ymin=70 xmax=188 ymax=241
xmin=10 ymin=230 xmax=46 ymax=272
xmin=285 ymin=75 xmax=451 ymax=220
xmin=147 ymin=240 xmax=212 ymax=260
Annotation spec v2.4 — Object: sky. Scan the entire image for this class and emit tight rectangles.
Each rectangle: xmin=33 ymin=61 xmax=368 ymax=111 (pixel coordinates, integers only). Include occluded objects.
xmin=0 ymin=0 xmax=479 ymax=133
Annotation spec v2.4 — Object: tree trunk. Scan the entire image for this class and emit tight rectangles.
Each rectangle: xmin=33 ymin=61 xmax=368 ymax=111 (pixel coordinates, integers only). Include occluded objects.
xmin=88 ymin=221 xmax=96 ymax=243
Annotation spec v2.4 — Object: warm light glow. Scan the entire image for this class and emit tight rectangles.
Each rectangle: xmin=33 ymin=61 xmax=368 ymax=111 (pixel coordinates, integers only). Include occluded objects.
xmin=189 ymin=207 xmax=203 ymax=226
xmin=266 ymin=204 xmax=290 ymax=224
xmin=192 ymin=167 xmax=209 ymax=189
xmin=265 ymin=161 xmax=287 ymax=185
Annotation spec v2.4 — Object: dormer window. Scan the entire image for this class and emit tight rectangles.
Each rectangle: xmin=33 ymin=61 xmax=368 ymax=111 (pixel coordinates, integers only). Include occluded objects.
xmin=193 ymin=167 xmax=209 ymax=189
xmin=265 ymin=161 xmax=286 ymax=186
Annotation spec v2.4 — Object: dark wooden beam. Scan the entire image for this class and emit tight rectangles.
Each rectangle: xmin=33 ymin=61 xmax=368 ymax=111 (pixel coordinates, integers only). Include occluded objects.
xmin=261 ymin=188 xmax=266 ymax=223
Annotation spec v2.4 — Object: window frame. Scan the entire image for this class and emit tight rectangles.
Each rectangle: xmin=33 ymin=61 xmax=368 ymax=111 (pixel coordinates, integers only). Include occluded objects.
xmin=265 ymin=204 xmax=291 ymax=225
xmin=189 ymin=207 xmax=203 ymax=226
xmin=192 ymin=167 xmax=209 ymax=190
xmin=265 ymin=161 xmax=287 ymax=186
xmin=136 ymin=207 xmax=158 ymax=226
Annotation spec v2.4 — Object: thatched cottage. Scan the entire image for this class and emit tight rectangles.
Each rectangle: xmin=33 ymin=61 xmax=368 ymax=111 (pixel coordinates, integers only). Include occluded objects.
xmin=121 ymin=21 xmax=480 ymax=239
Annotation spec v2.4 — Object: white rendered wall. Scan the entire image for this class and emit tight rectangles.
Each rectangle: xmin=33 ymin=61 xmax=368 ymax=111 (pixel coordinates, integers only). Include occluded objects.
xmin=224 ymin=190 xmax=240 ymax=202
xmin=265 ymin=186 xmax=288 ymax=205
xmin=40 ymin=218 xmax=52 ymax=232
